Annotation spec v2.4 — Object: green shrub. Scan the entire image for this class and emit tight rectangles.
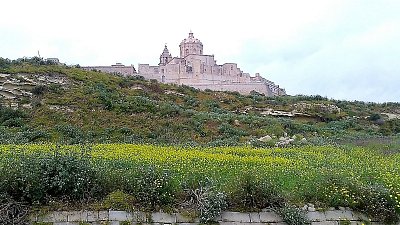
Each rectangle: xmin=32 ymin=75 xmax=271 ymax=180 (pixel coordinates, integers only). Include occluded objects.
xmin=158 ymin=102 xmax=182 ymax=117
xmin=31 ymin=85 xmax=47 ymax=96
xmin=182 ymin=179 xmax=227 ymax=223
xmin=119 ymin=96 xmax=156 ymax=113
xmin=199 ymin=189 xmax=227 ymax=223
xmin=102 ymin=190 xmax=136 ymax=211
xmin=55 ymin=124 xmax=85 ymax=144
xmin=310 ymin=176 xmax=399 ymax=224
xmin=277 ymin=205 xmax=310 ymax=225
xmin=134 ymin=166 xmax=176 ymax=210
xmin=229 ymin=173 xmax=284 ymax=210
xmin=354 ymin=184 xmax=399 ymax=224
xmin=0 ymin=107 xmax=26 ymax=127
xmin=0 ymin=149 xmax=100 ymax=203
xmin=218 ymin=123 xmax=247 ymax=137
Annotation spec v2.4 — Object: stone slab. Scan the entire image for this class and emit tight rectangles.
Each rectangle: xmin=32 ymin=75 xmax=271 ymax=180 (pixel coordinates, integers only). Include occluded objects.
xmin=213 ymin=214 xmax=223 ymax=221
xmin=312 ymin=221 xmax=338 ymax=225
xmin=274 ymin=223 xmax=289 ymax=225
xmin=249 ymin=212 xmax=261 ymax=222
xmin=87 ymin=211 xmax=99 ymax=222
xmin=219 ymin=221 xmax=241 ymax=225
xmin=325 ymin=210 xmax=355 ymax=221
xmin=176 ymin=213 xmax=200 ymax=223
xmin=307 ymin=211 xmax=327 ymax=222
xmin=109 ymin=210 xmax=133 ymax=221
xmin=177 ymin=223 xmax=201 ymax=225
xmin=53 ymin=211 xmax=69 ymax=222
xmin=351 ymin=212 xmax=369 ymax=221
xmin=134 ymin=211 xmax=150 ymax=222
xmin=98 ymin=211 xmax=109 ymax=221
xmin=37 ymin=212 xmax=55 ymax=222
xmin=55 ymin=223 xmax=81 ymax=225
xmin=67 ymin=211 xmax=88 ymax=222
xmin=220 ymin=212 xmax=251 ymax=222
xmin=151 ymin=212 xmax=176 ymax=223
xmin=259 ymin=211 xmax=283 ymax=223
xmin=109 ymin=221 xmax=121 ymax=225
xmin=219 ymin=222 xmax=264 ymax=225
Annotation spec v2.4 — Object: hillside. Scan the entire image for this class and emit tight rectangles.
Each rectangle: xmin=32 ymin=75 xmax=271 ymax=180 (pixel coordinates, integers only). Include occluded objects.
xmin=1 ymin=58 xmax=400 ymax=224
xmin=1 ymin=57 xmax=400 ymax=146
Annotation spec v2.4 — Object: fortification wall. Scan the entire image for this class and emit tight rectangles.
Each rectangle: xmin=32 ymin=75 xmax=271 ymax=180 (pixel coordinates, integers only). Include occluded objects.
xmin=137 ymin=72 xmax=275 ymax=96
xmin=31 ymin=209 xmax=393 ymax=225
xmin=188 ymin=82 xmax=273 ymax=95
xmin=82 ymin=66 xmax=136 ymax=76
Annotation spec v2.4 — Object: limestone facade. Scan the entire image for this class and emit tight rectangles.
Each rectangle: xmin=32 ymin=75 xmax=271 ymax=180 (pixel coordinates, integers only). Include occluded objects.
xmin=82 ymin=63 xmax=136 ymax=77
xmin=138 ymin=32 xmax=286 ymax=96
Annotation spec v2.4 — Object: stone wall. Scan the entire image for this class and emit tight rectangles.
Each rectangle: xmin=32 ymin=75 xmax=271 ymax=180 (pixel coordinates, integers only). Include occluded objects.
xmin=82 ymin=65 xmax=136 ymax=77
xmin=30 ymin=209 xmax=394 ymax=225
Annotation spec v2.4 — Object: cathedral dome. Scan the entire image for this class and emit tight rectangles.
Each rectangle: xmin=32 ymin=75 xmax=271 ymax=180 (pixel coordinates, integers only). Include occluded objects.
xmin=181 ymin=32 xmax=203 ymax=45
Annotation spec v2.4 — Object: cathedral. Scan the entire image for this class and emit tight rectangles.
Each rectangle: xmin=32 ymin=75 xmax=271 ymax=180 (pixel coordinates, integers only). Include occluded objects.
xmin=138 ymin=32 xmax=285 ymax=96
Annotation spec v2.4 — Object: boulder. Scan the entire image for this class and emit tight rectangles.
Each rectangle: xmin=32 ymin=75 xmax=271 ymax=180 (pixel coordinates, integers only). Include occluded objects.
xmin=258 ymin=135 xmax=272 ymax=142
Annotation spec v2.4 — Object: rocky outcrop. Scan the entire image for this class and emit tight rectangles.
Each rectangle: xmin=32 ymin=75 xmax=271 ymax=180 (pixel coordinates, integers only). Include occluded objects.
xmin=0 ymin=73 xmax=68 ymax=107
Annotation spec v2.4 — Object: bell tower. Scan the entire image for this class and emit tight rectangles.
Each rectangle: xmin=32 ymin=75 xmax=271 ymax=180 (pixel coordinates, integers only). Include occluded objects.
xmin=159 ymin=44 xmax=172 ymax=66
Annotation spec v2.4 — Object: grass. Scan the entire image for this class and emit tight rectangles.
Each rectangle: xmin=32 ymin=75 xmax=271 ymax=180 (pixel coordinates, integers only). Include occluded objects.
xmin=0 ymin=144 xmax=399 ymax=211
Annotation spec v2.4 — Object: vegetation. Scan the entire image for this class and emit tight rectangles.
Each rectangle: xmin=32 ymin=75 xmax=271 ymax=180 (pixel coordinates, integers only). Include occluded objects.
xmin=0 ymin=144 xmax=399 ymax=223
xmin=0 ymin=58 xmax=399 ymax=147
xmin=0 ymin=58 xmax=400 ymax=223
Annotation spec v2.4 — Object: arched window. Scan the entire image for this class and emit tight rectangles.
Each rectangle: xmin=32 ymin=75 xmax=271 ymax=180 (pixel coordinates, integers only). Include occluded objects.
xmin=185 ymin=49 xmax=189 ymax=55
xmin=200 ymin=50 xmax=202 ymax=54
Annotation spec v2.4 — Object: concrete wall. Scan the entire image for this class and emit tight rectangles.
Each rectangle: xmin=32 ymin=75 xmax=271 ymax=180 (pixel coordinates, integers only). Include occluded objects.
xmin=31 ymin=209 xmax=393 ymax=225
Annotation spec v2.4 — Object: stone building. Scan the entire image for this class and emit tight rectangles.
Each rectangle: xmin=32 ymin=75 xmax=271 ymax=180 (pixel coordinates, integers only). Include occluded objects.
xmin=138 ymin=32 xmax=286 ymax=96
xmin=82 ymin=63 xmax=136 ymax=77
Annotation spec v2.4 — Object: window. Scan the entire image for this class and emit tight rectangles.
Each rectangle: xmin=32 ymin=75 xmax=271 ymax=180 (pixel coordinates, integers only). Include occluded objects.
xmin=185 ymin=49 xmax=189 ymax=55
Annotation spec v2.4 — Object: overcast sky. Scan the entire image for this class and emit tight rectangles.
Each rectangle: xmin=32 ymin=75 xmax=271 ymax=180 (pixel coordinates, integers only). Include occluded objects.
xmin=1 ymin=0 xmax=399 ymax=103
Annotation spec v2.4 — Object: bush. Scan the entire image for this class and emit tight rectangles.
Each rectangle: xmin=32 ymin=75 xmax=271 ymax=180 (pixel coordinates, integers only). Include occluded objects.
xmin=310 ymin=176 xmax=399 ymax=224
xmin=0 ymin=107 xmax=26 ymax=127
xmin=118 ymin=96 xmax=156 ymax=114
xmin=133 ymin=166 xmax=176 ymax=210
xmin=182 ymin=179 xmax=227 ymax=223
xmin=277 ymin=205 xmax=310 ymax=225
xmin=229 ymin=173 xmax=284 ymax=210
xmin=354 ymin=184 xmax=399 ymax=224
xmin=0 ymin=149 xmax=100 ymax=203
xmin=55 ymin=124 xmax=85 ymax=144
xmin=102 ymin=190 xmax=136 ymax=211
xmin=158 ymin=102 xmax=182 ymax=117
xmin=31 ymin=85 xmax=47 ymax=96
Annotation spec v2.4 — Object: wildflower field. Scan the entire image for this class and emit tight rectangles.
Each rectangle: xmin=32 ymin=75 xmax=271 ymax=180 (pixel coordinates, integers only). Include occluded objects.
xmin=0 ymin=144 xmax=399 ymax=222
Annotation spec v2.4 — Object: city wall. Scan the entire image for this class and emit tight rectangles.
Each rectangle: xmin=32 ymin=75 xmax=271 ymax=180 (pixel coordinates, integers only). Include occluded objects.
xmin=31 ymin=209 xmax=394 ymax=225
